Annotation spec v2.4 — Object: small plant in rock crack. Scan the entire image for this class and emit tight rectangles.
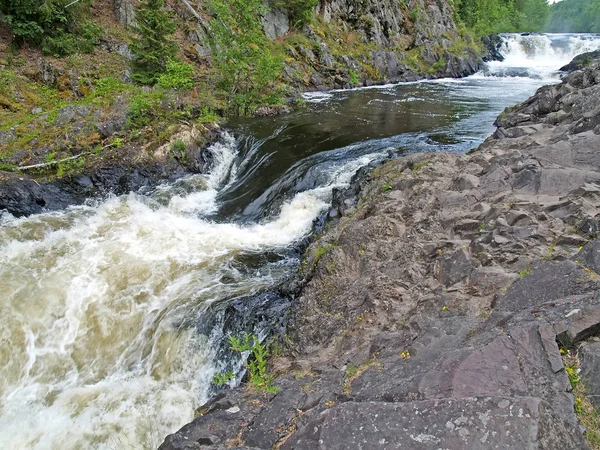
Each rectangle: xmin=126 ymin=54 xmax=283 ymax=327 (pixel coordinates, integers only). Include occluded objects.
xmin=212 ymin=370 xmax=235 ymax=386
xmin=229 ymin=333 xmax=279 ymax=395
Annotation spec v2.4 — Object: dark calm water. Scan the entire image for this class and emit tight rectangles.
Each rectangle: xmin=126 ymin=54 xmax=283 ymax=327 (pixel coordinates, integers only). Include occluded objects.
xmin=1 ymin=33 xmax=599 ymax=449
xmin=218 ymin=74 xmax=546 ymax=221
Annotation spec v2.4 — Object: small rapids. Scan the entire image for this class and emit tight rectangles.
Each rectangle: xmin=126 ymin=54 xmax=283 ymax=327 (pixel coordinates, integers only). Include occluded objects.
xmin=0 ymin=32 xmax=598 ymax=449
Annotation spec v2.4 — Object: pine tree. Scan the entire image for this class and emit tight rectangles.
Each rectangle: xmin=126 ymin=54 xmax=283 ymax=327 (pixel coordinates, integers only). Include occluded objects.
xmin=130 ymin=0 xmax=178 ymax=85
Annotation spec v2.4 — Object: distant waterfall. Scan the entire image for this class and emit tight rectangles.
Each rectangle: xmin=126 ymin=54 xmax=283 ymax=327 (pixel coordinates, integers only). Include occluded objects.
xmin=485 ymin=33 xmax=600 ymax=80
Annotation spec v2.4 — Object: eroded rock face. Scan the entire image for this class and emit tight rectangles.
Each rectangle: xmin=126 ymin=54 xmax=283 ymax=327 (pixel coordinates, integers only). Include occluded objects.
xmin=160 ymin=61 xmax=600 ymax=450
xmin=114 ymin=0 xmax=136 ymax=27
xmin=262 ymin=7 xmax=290 ymax=40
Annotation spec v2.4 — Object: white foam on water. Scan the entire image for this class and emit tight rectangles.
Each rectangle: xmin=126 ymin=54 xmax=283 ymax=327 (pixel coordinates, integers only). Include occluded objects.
xmin=301 ymin=91 xmax=334 ymax=103
xmin=0 ymin=136 xmax=380 ymax=449
xmin=486 ymin=33 xmax=600 ymax=81
xmin=162 ymin=132 xmax=238 ymax=216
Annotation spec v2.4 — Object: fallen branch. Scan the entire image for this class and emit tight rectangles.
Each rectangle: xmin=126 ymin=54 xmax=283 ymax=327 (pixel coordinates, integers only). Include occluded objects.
xmin=65 ymin=0 xmax=83 ymax=8
xmin=179 ymin=0 xmax=202 ymax=21
xmin=16 ymin=152 xmax=90 ymax=171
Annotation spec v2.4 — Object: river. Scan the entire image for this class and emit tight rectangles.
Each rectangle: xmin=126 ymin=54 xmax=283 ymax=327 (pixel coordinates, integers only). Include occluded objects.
xmin=1 ymin=33 xmax=599 ymax=449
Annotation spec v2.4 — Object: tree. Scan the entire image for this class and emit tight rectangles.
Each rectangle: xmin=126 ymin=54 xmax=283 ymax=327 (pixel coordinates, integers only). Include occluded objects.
xmin=455 ymin=0 xmax=550 ymax=34
xmin=130 ymin=0 xmax=178 ymax=85
xmin=207 ymin=0 xmax=284 ymax=115
xmin=0 ymin=0 xmax=100 ymax=55
xmin=546 ymin=0 xmax=600 ymax=32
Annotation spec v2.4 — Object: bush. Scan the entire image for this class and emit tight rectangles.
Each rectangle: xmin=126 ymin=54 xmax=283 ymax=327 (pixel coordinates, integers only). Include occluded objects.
xmin=127 ymin=92 xmax=162 ymax=128
xmin=0 ymin=0 xmax=101 ymax=55
xmin=157 ymin=59 xmax=195 ymax=89
xmin=207 ymin=0 xmax=285 ymax=115
xmin=271 ymin=0 xmax=318 ymax=28
xmin=229 ymin=333 xmax=279 ymax=394
xmin=130 ymin=0 xmax=178 ymax=85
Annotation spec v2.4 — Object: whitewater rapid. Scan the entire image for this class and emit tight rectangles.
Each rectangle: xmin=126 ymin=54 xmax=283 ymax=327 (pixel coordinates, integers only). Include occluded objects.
xmin=486 ymin=33 xmax=600 ymax=80
xmin=0 ymin=132 xmax=380 ymax=449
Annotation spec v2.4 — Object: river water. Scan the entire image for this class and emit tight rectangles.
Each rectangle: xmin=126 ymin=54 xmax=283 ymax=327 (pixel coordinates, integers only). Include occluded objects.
xmin=1 ymin=33 xmax=599 ymax=449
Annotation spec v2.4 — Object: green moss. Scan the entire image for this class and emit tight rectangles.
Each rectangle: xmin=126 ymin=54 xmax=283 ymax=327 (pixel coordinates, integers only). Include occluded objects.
xmin=313 ymin=243 xmax=337 ymax=264
xmin=411 ymin=159 xmax=431 ymax=172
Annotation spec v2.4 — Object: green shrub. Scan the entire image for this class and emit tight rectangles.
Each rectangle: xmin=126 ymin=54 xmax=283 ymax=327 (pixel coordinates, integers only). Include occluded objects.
xmin=0 ymin=0 xmax=101 ymax=55
xmin=127 ymin=92 xmax=162 ymax=128
xmin=171 ymin=139 xmax=186 ymax=152
xmin=157 ymin=59 xmax=195 ymax=89
xmin=229 ymin=333 xmax=279 ymax=394
xmin=130 ymin=0 xmax=178 ymax=85
xmin=212 ymin=370 xmax=235 ymax=386
xmin=271 ymin=0 xmax=318 ymax=28
xmin=207 ymin=0 xmax=284 ymax=115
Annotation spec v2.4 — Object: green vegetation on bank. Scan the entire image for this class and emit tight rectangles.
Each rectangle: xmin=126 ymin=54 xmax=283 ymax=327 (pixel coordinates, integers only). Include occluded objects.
xmin=207 ymin=0 xmax=285 ymax=115
xmin=546 ymin=0 xmax=600 ymax=33
xmin=456 ymin=0 xmax=600 ymax=34
xmin=455 ymin=0 xmax=550 ymax=35
xmin=130 ymin=0 xmax=178 ymax=85
xmin=228 ymin=333 xmax=279 ymax=394
xmin=0 ymin=0 xmax=101 ymax=55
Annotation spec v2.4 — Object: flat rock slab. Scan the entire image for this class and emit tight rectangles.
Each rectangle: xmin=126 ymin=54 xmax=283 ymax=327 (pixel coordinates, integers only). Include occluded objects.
xmin=496 ymin=260 xmax=598 ymax=313
xmin=283 ymin=397 xmax=589 ymax=450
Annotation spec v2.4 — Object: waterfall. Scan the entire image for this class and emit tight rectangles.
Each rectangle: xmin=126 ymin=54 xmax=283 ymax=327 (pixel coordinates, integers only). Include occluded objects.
xmin=486 ymin=33 xmax=600 ymax=80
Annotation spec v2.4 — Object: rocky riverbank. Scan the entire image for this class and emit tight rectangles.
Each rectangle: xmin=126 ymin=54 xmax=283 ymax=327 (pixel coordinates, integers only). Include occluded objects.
xmin=160 ymin=59 xmax=600 ymax=449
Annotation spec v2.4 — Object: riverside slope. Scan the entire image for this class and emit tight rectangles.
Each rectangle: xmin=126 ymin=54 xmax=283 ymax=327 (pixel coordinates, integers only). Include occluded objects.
xmin=161 ymin=60 xmax=600 ymax=449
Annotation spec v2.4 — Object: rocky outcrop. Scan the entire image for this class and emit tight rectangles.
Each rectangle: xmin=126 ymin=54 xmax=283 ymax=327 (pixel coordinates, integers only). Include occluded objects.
xmin=287 ymin=0 xmax=483 ymax=89
xmin=182 ymin=0 xmax=483 ymax=91
xmin=262 ymin=7 xmax=290 ymax=40
xmin=559 ymin=49 xmax=600 ymax=72
xmin=0 ymin=124 xmax=220 ymax=217
xmin=160 ymin=60 xmax=600 ymax=450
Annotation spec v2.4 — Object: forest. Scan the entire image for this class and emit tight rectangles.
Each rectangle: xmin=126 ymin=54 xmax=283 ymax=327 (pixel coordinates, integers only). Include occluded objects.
xmin=546 ymin=0 xmax=600 ymax=33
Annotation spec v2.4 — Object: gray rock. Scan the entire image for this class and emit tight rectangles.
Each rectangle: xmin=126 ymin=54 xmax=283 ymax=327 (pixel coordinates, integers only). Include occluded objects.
xmin=577 ymin=239 xmax=600 ymax=274
xmin=496 ymin=261 xmax=597 ymax=313
xmin=0 ymin=129 xmax=17 ymax=145
xmin=114 ymin=0 xmax=136 ymax=26
xmin=438 ymin=248 xmax=476 ymax=286
xmin=580 ymin=341 xmax=600 ymax=408
xmin=262 ymin=8 xmax=289 ymax=40
xmin=284 ymin=397 xmax=587 ymax=450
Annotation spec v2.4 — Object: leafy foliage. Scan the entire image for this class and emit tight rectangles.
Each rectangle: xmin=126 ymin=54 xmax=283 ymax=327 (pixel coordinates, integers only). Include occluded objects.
xmin=0 ymin=0 xmax=101 ymax=55
xmin=455 ymin=0 xmax=550 ymax=35
xmin=157 ymin=59 xmax=195 ymax=89
xmin=130 ymin=0 xmax=178 ymax=85
xmin=212 ymin=370 xmax=235 ymax=386
xmin=207 ymin=0 xmax=284 ymax=115
xmin=270 ymin=0 xmax=318 ymax=28
xmin=546 ymin=0 xmax=600 ymax=32
xmin=229 ymin=333 xmax=279 ymax=394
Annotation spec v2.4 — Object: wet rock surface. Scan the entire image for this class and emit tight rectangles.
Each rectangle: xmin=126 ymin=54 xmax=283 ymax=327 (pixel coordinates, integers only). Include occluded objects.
xmin=160 ymin=60 xmax=600 ymax=449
